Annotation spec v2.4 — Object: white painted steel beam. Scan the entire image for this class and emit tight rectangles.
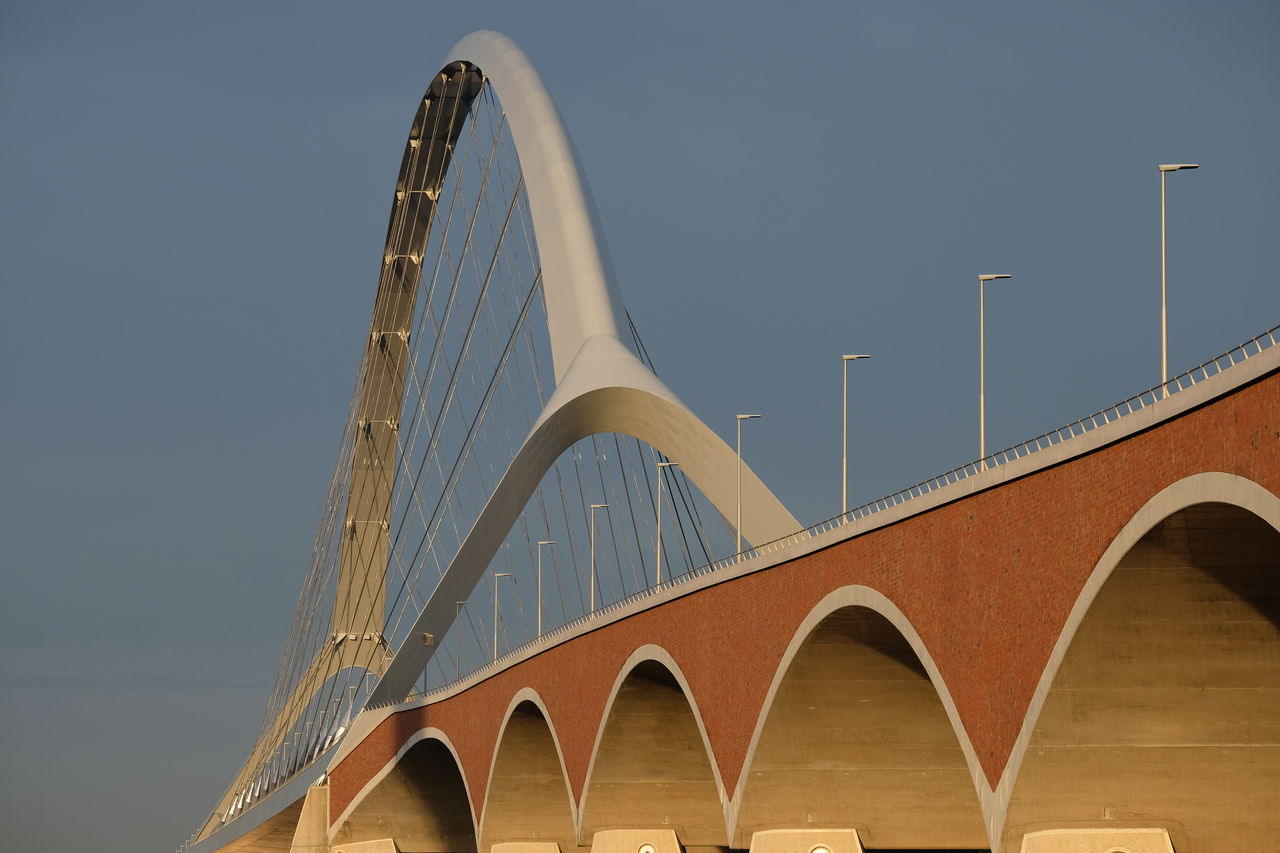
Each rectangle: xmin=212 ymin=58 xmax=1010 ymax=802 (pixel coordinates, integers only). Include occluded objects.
xmin=200 ymin=30 xmax=798 ymax=844
xmin=447 ymin=31 xmax=634 ymax=382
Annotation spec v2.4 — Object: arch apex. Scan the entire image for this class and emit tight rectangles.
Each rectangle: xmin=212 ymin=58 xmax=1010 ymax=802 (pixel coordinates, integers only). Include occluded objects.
xmin=446 ymin=30 xmax=632 ymax=380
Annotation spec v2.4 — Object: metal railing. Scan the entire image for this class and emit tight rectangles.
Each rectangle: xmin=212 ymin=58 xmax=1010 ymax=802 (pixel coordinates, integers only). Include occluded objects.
xmin=391 ymin=323 xmax=1279 ymax=707
xmin=801 ymin=323 xmax=1279 ymax=538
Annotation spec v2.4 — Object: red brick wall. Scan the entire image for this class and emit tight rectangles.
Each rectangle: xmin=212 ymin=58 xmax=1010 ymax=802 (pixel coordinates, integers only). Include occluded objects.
xmin=331 ymin=369 xmax=1280 ymax=823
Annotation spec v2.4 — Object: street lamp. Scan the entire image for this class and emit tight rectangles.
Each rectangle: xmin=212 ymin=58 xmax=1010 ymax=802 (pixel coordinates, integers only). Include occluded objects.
xmin=453 ymin=601 xmax=466 ymax=679
xmin=535 ymin=540 xmax=554 ymax=637
xmin=589 ymin=504 xmax=610 ymax=612
xmin=1159 ymin=163 xmax=1199 ymax=398
xmin=654 ymin=461 xmax=679 ymax=584
xmin=841 ymin=354 xmax=871 ymax=514
xmin=977 ymin=274 xmax=1014 ymax=469
xmin=492 ymin=572 xmax=510 ymax=661
xmin=736 ymin=414 xmax=761 ymax=554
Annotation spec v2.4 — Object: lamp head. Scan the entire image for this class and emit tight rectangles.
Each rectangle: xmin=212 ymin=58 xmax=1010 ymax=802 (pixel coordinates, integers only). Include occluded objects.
xmin=737 ymin=413 xmax=762 ymax=420
xmin=537 ymin=539 xmax=555 ymax=546
xmin=842 ymin=354 xmax=872 ymax=361
xmin=978 ymin=274 xmax=1014 ymax=282
xmin=1158 ymin=163 xmax=1199 ymax=172
xmin=656 ymin=461 xmax=680 ymax=468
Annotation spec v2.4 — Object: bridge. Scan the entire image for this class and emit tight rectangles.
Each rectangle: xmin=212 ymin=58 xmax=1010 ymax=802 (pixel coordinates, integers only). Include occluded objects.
xmin=178 ymin=32 xmax=1280 ymax=853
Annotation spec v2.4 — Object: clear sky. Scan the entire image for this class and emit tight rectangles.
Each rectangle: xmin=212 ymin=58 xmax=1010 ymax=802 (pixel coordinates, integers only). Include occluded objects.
xmin=2 ymin=2 xmax=1277 ymax=851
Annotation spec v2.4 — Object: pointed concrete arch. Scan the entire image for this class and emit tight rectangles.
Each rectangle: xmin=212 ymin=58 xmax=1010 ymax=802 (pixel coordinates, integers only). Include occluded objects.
xmin=329 ymin=728 xmax=478 ymax=852
xmin=478 ymin=689 xmax=578 ymax=853
xmin=578 ymin=645 xmax=729 ymax=848
xmin=729 ymin=588 xmax=988 ymax=850
xmin=370 ymin=32 xmax=798 ymax=706
xmin=997 ymin=473 xmax=1280 ymax=853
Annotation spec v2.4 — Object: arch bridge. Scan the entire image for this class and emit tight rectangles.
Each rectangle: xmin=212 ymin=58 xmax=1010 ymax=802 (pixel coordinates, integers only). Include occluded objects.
xmin=181 ymin=31 xmax=1280 ymax=853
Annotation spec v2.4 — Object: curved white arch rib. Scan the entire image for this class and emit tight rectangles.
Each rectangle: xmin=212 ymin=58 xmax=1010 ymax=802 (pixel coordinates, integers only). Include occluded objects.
xmin=371 ymin=33 xmax=799 ymax=704
xmin=373 ymin=337 xmax=800 ymax=702
xmin=450 ymin=30 xmax=629 ymax=381
xmin=194 ymin=31 xmax=798 ymax=846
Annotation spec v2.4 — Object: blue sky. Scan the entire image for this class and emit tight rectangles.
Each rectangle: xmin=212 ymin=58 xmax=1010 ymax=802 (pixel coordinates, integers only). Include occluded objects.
xmin=2 ymin=2 xmax=1277 ymax=851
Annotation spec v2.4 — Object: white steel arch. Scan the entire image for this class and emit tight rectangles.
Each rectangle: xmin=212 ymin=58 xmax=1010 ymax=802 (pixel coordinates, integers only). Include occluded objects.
xmin=196 ymin=31 xmax=800 ymax=846
xmin=446 ymin=30 xmax=630 ymax=381
xmin=370 ymin=32 xmax=799 ymax=703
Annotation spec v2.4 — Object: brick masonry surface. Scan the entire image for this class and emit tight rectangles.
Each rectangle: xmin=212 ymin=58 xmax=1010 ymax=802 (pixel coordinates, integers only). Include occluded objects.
xmin=331 ymin=368 xmax=1280 ymax=822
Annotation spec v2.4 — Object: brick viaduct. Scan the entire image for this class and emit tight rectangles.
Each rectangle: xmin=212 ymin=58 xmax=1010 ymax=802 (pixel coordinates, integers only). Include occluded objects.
xmin=220 ymin=348 xmax=1279 ymax=853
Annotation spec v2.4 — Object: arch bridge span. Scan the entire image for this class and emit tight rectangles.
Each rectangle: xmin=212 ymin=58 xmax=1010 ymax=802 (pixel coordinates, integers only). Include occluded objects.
xmin=184 ymin=30 xmax=1280 ymax=853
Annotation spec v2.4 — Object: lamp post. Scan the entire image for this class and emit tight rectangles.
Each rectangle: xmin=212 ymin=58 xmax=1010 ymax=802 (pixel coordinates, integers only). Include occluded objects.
xmin=589 ymin=504 xmax=609 ymax=612
xmin=654 ymin=461 xmax=679 ymax=584
xmin=1159 ymin=163 xmax=1199 ymax=398
xmin=535 ymin=540 xmax=553 ymax=637
xmin=454 ymin=601 xmax=465 ymax=679
xmin=977 ymin=275 xmax=1014 ymax=469
xmin=736 ymin=414 xmax=761 ymax=554
xmin=841 ymin=355 xmax=871 ymax=514
xmin=492 ymin=572 xmax=510 ymax=661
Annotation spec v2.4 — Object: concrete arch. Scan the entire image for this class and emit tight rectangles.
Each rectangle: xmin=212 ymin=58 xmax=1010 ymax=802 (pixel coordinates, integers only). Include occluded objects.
xmin=578 ymin=645 xmax=728 ymax=847
xmin=479 ymin=689 xmax=578 ymax=853
xmin=998 ymin=473 xmax=1280 ymax=852
xmin=730 ymin=588 xmax=987 ymax=850
xmin=330 ymin=728 xmax=478 ymax=852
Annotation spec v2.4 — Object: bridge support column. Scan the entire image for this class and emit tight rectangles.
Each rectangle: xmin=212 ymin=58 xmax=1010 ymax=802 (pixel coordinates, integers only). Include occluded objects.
xmin=1019 ymin=828 xmax=1174 ymax=853
xmin=589 ymin=828 xmax=681 ymax=853
xmin=748 ymin=829 xmax=863 ymax=853
xmin=290 ymin=784 xmax=331 ymax=853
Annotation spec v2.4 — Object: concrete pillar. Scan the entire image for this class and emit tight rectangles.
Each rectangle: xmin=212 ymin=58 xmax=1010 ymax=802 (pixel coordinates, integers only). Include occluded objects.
xmin=330 ymin=840 xmax=400 ymax=853
xmin=589 ymin=828 xmax=681 ymax=853
xmin=290 ymin=785 xmax=331 ymax=853
xmin=1019 ymin=828 xmax=1174 ymax=853
xmin=748 ymin=829 xmax=863 ymax=853
xmin=491 ymin=843 xmax=563 ymax=853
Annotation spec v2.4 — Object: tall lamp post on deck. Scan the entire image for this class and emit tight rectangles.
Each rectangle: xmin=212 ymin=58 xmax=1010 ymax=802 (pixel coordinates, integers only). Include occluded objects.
xmin=977 ymin=274 xmax=1014 ymax=469
xmin=1159 ymin=163 xmax=1199 ymax=398
xmin=535 ymin=540 xmax=553 ymax=637
xmin=589 ymin=504 xmax=609 ymax=612
xmin=736 ymin=414 xmax=761 ymax=555
xmin=841 ymin=354 xmax=871 ymax=514
xmin=492 ymin=572 xmax=511 ymax=662
xmin=654 ymin=461 xmax=678 ymax=584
